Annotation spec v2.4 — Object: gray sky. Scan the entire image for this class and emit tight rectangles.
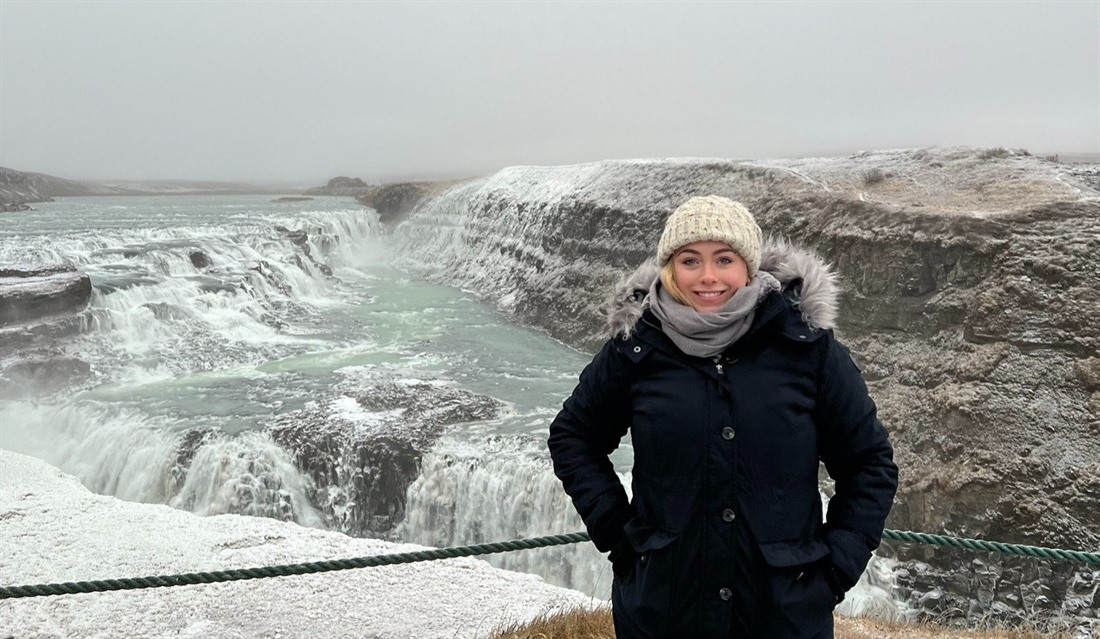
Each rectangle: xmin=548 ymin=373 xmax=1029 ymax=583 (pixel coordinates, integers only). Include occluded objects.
xmin=1 ymin=1 xmax=1097 ymax=185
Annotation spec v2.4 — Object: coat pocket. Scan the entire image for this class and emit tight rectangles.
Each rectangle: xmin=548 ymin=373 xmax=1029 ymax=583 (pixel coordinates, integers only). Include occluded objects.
xmin=759 ymin=539 xmax=837 ymax=639
xmin=624 ymin=517 xmax=678 ymax=554
xmin=613 ymin=518 xmax=679 ymax=638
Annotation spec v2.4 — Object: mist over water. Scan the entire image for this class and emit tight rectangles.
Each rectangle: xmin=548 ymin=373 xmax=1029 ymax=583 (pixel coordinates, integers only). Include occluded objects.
xmin=0 ymin=194 xmax=901 ymax=613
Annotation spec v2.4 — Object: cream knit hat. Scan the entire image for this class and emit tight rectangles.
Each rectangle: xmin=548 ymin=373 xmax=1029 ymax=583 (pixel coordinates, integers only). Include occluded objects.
xmin=657 ymin=196 xmax=762 ymax=276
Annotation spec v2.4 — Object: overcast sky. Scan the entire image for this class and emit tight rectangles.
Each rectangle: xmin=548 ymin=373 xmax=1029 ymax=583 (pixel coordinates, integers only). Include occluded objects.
xmin=1 ymin=1 xmax=1097 ymax=185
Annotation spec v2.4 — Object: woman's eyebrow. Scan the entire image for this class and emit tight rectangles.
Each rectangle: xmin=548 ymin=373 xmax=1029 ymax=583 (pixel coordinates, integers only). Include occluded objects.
xmin=677 ymin=247 xmax=735 ymax=257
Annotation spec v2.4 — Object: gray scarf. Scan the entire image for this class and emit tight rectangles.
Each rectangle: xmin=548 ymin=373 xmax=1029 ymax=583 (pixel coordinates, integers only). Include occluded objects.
xmin=647 ymin=271 xmax=780 ymax=358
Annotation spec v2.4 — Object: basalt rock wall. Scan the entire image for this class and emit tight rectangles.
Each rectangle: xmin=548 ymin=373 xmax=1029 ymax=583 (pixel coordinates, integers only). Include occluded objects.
xmin=388 ymin=148 xmax=1100 ymax=630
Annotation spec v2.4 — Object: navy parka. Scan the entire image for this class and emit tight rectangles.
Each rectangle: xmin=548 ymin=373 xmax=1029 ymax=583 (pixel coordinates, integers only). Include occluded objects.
xmin=548 ymin=287 xmax=898 ymax=638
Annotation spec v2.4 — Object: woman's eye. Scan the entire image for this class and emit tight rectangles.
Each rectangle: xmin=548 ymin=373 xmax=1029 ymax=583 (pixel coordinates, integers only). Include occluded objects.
xmin=718 ymin=257 xmax=733 ymax=265
xmin=680 ymin=258 xmax=698 ymax=266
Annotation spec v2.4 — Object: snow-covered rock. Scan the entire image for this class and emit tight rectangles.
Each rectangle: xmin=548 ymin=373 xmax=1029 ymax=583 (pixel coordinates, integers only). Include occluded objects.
xmin=0 ymin=450 xmax=595 ymax=639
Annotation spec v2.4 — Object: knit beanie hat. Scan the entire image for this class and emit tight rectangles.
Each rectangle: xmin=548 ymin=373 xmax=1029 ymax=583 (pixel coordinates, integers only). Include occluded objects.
xmin=657 ymin=196 xmax=762 ymax=277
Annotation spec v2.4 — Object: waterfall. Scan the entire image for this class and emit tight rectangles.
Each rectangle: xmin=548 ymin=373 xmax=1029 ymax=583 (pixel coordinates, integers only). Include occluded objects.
xmin=397 ymin=435 xmax=614 ymax=597
xmin=0 ymin=400 xmax=324 ymax=528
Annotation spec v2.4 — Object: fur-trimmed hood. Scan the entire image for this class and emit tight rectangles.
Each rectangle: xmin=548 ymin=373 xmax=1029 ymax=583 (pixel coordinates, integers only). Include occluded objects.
xmin=606 ymin=238 xmax=840 ymax=339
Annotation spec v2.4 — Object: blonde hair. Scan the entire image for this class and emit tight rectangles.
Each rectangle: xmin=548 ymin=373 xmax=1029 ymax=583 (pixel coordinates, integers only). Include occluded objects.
xmin=659 ymin=261 xmax=691 ymax=307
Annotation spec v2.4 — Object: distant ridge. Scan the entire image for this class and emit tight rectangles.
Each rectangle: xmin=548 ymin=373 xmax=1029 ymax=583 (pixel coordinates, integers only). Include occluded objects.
xmin=0 ymin=167 xmax=290 ymax=208
xmin=96 ymin=178 xmax=290 ymax=195
xmin=0 ymin=166 xmax=133 ymax=205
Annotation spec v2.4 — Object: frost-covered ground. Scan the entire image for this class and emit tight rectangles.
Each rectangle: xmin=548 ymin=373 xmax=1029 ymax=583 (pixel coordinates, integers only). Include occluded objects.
xmin=744 ymin=147 xmax=1096 ymax=212
xmin=0 ymin=451 xmax=595 ymax=639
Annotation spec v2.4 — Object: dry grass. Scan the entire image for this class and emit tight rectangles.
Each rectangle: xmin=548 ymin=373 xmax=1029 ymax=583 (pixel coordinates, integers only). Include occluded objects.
xmin=977 ymin=147 xmax=1012 ymax=160
xmin=834 ymin=616 xmax=1069 ymax=639
xmin=860 ymin=167 xmax=888 ymax=186
xmin=487 ymin=605 xmax=614 ymax=639
xmin=485 ymin=607 xmax=1071 ymax=639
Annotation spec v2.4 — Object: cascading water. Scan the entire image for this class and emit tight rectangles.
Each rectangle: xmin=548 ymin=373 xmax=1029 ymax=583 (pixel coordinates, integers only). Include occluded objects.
xmin=1 ymin=196 xmax=390 ymax=522
xmin=397 ymin=435 xmax=621 ymax=598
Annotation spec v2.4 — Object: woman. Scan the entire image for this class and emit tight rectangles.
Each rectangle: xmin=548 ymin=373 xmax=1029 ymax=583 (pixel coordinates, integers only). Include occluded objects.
xmin=548 ymin=196 xmax=897 ymax=638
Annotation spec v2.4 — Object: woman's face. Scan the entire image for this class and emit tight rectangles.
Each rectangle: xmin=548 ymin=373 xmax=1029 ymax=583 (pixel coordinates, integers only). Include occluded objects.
xmin=672 ymin=241 xmax=750 ymax=312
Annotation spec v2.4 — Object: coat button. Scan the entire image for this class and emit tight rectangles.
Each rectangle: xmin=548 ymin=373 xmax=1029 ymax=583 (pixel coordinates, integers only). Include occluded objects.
xmin=633 ymin=346 xmax=642 ymax=353
xmin=719 ymin=587 xmax=733 ymax=601
xmin=722 ymin=427 xmax=735 ymax=440
xmin=722 ymin=508 xmax=736 ymax=522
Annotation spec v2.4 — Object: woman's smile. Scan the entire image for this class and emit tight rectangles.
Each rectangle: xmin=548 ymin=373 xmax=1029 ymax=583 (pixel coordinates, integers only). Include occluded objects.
xmin=693 ymin=289 xmax=728 ymax=302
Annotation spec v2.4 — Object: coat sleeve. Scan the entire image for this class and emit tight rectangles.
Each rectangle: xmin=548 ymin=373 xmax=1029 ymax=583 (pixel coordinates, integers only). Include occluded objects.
xmin=814 ymin=335 xmax=899 ymax=592
xmin=547 ymin=338 xmax=635 ymax=555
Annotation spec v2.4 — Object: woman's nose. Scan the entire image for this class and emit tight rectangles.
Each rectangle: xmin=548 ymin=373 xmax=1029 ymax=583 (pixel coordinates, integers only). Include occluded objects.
xmin=701 ymin=264 xmax=717 ymax=282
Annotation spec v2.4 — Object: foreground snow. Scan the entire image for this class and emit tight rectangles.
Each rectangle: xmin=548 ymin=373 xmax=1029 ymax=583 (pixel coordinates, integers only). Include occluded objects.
xmin=0 ymin=450 xmax=596 ymax=638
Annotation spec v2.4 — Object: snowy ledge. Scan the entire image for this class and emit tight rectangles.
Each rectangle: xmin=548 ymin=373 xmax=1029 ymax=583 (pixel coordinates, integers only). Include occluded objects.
xmin=0 ymin=450 xmax=595 ymax=638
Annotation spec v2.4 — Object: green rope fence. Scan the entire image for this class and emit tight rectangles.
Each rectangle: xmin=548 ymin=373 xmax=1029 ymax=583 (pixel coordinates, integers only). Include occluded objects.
xmin=881 ymin=529 xmax=1100 ymax=566
xmin=0 ymin=532 xmax=589 ymax=600
xmin=0 ymin=529 xmax=1096 ymax=600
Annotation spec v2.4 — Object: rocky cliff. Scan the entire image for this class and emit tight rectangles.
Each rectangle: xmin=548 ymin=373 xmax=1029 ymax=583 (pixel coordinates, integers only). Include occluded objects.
xmin=385 ymin=147 xmax=1100 ymax=630
xmin=356 ymin=180 xmax=467 ymax=225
